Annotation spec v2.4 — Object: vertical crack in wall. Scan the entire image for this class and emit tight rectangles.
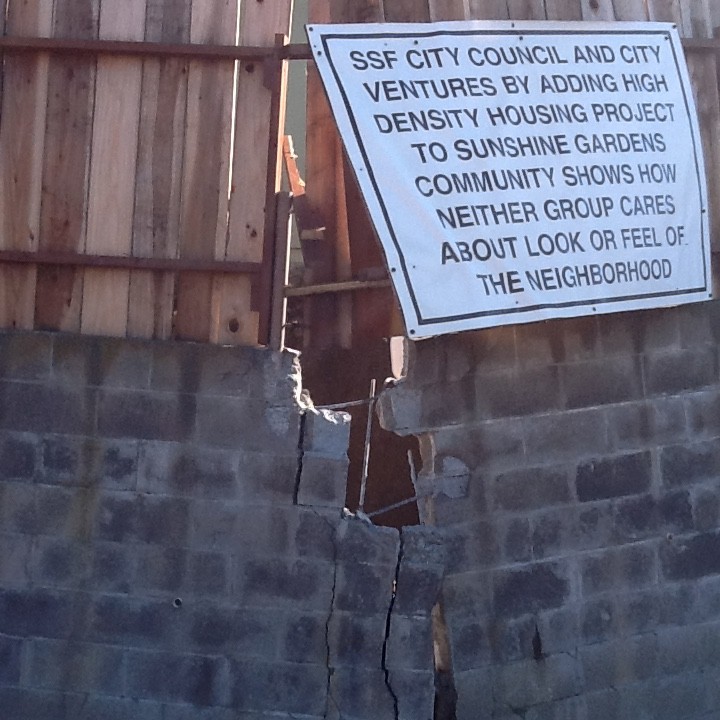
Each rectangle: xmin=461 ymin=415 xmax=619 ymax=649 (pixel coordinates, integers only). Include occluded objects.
xmin=293 ymin=411 xmax=307 ymax=505
xmin=381 ymin=530 xmax=403 ymax=720
xmin=320 ymin=512 xmax=340 ymax=720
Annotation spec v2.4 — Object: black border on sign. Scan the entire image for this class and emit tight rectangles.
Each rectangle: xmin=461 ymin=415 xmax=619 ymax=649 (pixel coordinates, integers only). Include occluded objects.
xmin=316 ymin=27 xmax=710 ymax=329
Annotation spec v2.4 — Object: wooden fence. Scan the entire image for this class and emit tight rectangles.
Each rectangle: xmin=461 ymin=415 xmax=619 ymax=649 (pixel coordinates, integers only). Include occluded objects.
xmin=301 ymin=0 xmax=720 ymax=350
xmin=0 ymin=0 xmax=293 ymax=346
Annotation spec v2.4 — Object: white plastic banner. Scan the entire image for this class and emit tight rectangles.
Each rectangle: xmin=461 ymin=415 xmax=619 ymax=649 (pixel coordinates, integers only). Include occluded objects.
xmin=307 ymin=21 xmax=711 ymax=339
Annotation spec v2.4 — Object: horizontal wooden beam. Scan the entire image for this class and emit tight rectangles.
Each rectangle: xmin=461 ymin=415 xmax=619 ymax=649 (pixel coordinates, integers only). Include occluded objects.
xmin=285 ymin=278 xmax=391 ymax=297
xmin=0 ymin=250 xmax=263 ymax=274
xmin=0 ymin=36 xmax=312 ymax=61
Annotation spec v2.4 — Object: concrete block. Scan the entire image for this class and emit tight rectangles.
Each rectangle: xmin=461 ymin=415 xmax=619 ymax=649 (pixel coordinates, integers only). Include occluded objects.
xmin=419 ymin=377 xmax=480 ymax=428
xmin=28 ymin=638 xmax=126 ymax=694
xmin=91 ymin=541 xmax=133 ymax=594
xmin=531 ymin=507 xmax=578 ymax=559
xmin=97 ymin=389 xmax=194 ymax=442
xmin=0 ymin=533 xmax=33 ymax=587
xmin=581 ymin=542 xmax=657 ymax=596
xmin=443 ymin=521 xmax=498 ymax=573
xmin=576 ymin=451 xmax=652 ymax=502
xmin=88 ymin=595 xmax=171 ymax=648
xmin=186 ymin=551 xmax=228 ymax=597
xmin=135 ymin=545 xmax=187 ymax=593
xmin=492 ymin=654 xmax=580 ymax=710
xmin=660 ymin=531 xmax=720 ymax=580
xmin=294 ymin=507 xmax=338 ymax=561
xmin=30 ymin=537 xmax=92 ymax=589
xmin=647 ymin=673 xmax=708 ymax=720
xmin=487 ymin=614 xmax=537 ymax=664
xmin=611 ymin=494 xmax=661 ymax=542
xmin=525 ymin=409 xmax=609 ymax=463
xmin=187 ymin=606 xmax=278 ymax=659
xmin=297 ymin=452 xmax=348 ymax=508
xmin=656 ymin=622 xmax=720 ymax=676
xmin=492 ymin=465 xmax=571 ymax=512
xmin=449 ymin=619 xmax=491 ymax=671
xmin=240 ymin=558 xmax=334 ymax=612
xmin=693 ymin=487 xmax=720 ymax=532
xmin=328 ymin=611 xmax=387 ymax=669
xmin=644 ymin=347 xmax=718 ymax=397
xmin=518 ymin=315 xmax=597 ymax=365
xmin=335 ymin=561 xmax=396 ymax=616
xmin=138 ymin=441 xmax=239 ymax=499
xmin=0 ymin=331 xmax=52 ymax=380
xmin=394 ymin=561 xmax=443 ymax=617
xmin=522 ymin=696 xmax=588 ymax=720
xmin=336 ymin=517 xmax=399 ymax=566
xmin=194 ymin=395 xmax=300 ymax=453
xmin=0 ymin=381 xmax=95 ymax=436
xmin=562 ymin=355 xmax=642 ymax=409
xmin=479 ymin=365 xmax=562 ymax=420
xmin=607 ymin=398 xmax=687 ymax=451
xmin=454 ymin=668 xmax=494 ymax=720
xmin=229 ymin=659 xmax=327 ymax=716
xmin=442 ymin=570 xmax=493 ymax=618
xmin=0 ymin=588 xmax=76 ymax=639
xmin=615 ymin=588 xmax=662 ymax=637
xmin=282 ymin=611 xmax=327 ymax=665
xmin=598 ymin=307 xmax=679 ymax=356
xmin=65 ymin=695 xmax=164 ymax=720
xmin=375 ymin=384 xmax=423 ymax=435
xmin=581 ymin=635 xmax=658 ymax=692
xmin=237 ymin=450 xmax=299 ymax=506
xmin=0 ymin=688 xmax=67 ymax=720
xmin=328 ymin=666 xmax=396 ymax=720
xmin=493 ymin=562 xmax=571 ymax=619
xmin=302 ymin=408 xmax=351 ymax=458
xmin=388 ymin=668 xmax=435 ymax=720
xmin=581 ymin=596 xmax=617 ymax=644
xmin=95 ymin=493 xmax=190 ymax=546
xmin=0 ymin=635 xmax=23 ymax=684
xmin=500 ymin=517 xmax=533 ymax=563
xmin=686 ymin=389 xmax=720 ymax=438
xmin=126 ymin=649 xmax=226 ymax=706
xmin=386 ymin=615 xmax=433 ymax=671
xmin=659 ymin=490 xmax=694 ymax=533
xmin=661 ymin=440 xmax=720 ymax=487
xmin=0 ymin=433 xmax=38 ymax=481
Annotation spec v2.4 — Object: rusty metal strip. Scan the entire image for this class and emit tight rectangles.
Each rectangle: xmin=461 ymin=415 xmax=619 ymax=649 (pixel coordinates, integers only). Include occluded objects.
xmin=0 ymin=250 xmax=263 ymax=274
xmin=0 ymin=35 xmax=312 ymax=61
xmin=285 ymin=279 xmax=391 ymax=297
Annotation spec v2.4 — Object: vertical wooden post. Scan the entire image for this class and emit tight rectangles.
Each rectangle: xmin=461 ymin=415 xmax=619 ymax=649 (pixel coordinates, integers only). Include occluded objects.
xmin=128 ymin=0 xmax=192 ymax=339
xmin=0 ymin=0 xmax=52 ymax=330
xmin=580 ymin=0 xmax=615 ymax=21
xmin=35 ymin=0 xmax=100 ymax=332
xmin=82 ymin=0 xmax=146 ymax=337
xmin=174 ymin=0 xmax=238 ymax=342
xmin=269 ymin=191 xmax=293 ymax=351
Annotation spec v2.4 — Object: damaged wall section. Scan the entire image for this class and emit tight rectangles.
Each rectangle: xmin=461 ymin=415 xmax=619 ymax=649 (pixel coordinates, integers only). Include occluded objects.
xmin=378 ymin=301 xmax=720 ymax=720
xmin=0 ymin=331 xmax=441 ymax=720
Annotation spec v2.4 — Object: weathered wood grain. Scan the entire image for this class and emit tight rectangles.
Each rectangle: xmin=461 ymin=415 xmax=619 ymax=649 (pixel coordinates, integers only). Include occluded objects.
xmin=0 ymin=0 xmax=52 ymax=330
xmin=384 ymin=0 xmax=431 ymax=21
xmin=468 ymin=0 xmax=510 ymax=20
xmin=82 ymin=0 xmax=146 ymax=337
xmin=35 ymin=0 xmax=99 ymax=332
xmin=580 ymin=0 xmax=615 ymax=21
xmin=174 ymin=0 xmax=237 ymax=342
xmin=544 ymin=0 xmax=582 ymax=20
xmin=507 ymin=0 xmax=547 ymax=20
xmin=128 ymin=0 xmax=191 ymax=339
xmin=611 ymin=0 xmax=647 ymax=20
xmin=216 ymin=0 xmax=293 ymax=345
xmin=429 ymin=0 xmax=470 ymax=21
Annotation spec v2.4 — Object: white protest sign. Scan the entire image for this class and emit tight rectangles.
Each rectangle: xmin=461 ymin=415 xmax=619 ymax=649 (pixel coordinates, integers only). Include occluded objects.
xmin=307 ymin=21 xmax=711 ymax=339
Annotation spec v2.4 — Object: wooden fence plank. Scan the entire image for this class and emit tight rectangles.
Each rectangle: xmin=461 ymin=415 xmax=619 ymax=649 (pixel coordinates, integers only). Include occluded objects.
xmin=35 ymin=0 xmax=99 ymax=332
xmin=0 ymin=0 xmax=52 ymax=330
xmin=128 ymin=0 xmax=191 ymax=339
xmin=429 ymin=0 xmax=470 ymax=21
xmin=174 ymin=0 xmax=237 ymax=342
xmin=384 ymin=0 xmax=431 ymax=22
xmin=82 ymin=0 xmax=146 ymax=337
xmin=468 ymin=0 xmax=510 ymax=20
xmin=507 ymin=0 xmax=547 ymax=20
xmin=611 ymin=0 xmax=647 ymax=20
xmin=544 ymin=0 xmax=582 ymax=20
xmin=580 ymin=0 xmax=615 ymax=21
xmin=217 ymin=0 xmax=293 ymax=345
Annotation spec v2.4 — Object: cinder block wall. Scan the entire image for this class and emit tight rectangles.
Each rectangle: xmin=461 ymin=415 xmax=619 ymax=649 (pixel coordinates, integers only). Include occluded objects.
xmin=379 ymin=301 xmax=720 ymax=720
xmin=0 ymin=332 xmax=439 ymax=720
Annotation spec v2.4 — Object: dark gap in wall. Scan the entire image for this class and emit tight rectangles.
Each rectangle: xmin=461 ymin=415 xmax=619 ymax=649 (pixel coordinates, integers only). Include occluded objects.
xmin=299 ymin=340 xmax=420 ymax=528
xmin=432 ymin=602 xmax=457 ymax=720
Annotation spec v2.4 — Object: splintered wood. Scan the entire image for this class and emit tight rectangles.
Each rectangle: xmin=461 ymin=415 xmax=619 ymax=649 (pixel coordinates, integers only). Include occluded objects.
xmin=0 ymin=0 xmax=293 ymax=343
